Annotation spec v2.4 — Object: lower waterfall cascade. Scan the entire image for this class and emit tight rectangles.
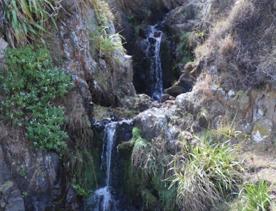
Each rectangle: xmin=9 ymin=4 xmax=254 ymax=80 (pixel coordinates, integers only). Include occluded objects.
xmin=86 ymin=120 xmax=133 ymax=211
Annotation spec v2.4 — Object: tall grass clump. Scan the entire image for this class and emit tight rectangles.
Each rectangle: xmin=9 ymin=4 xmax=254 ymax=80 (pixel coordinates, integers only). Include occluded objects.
xmin=2 ymin=0 xmax=60 ymax=46
xmin=170 ymin=140 xmax=242 ymax=211
xmin=129 ymin=128 xmax=178 ymax=210
xmin=239 ymin=181 xmax=271 ymax=211
xmin=91 ymin=30 xmax=125 ymax=57
xmin=84 ymin=0 xmax=125 ymax=58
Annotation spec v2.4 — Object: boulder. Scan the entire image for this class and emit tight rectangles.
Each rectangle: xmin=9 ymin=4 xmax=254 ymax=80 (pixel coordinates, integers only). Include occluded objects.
xmin=251 ymin=118 xmax=273 ymax=143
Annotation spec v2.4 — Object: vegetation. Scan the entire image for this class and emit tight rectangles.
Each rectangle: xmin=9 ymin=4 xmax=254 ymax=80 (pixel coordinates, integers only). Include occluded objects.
xmin=69 ymin=148 xmax=100 ymax=197
xmin=73 ymin=183 xmax=90 ymax=198
xmin=125 ymin=127 xmax=243 ymax=211
xmin=126 ymin=128 xmax=178 ymax=210
xmin=91 ymin=30 xmax=125 ymax=57
xmin=86 ymin=0 xmax=125 ymax=58
xmin=86 ymin=0 xmax=114 ymax=26
xmin=0 ymin=46 xmax=73 ymax=152
xmin=176 ymin=32 xmax=194 ymax=66
xmin=2 ymin=0 xmax=60 ymax=46
xmin=238 ymin=181 xmax=271 ymax=211
xmin=170 ymin=140 xmax=242 ymax=211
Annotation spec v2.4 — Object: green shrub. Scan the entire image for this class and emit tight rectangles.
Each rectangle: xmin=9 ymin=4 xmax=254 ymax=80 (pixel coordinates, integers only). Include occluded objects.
xmin=130 ymin=127 xmax=149 ymax=169
xmin=0 ymin=46 xmax=73 ymax=152
xmin=170 ymin=141 xmax=242 ymax=211
xmin=240 ymin=181 xmax=271 ymax=211
xmin=27 ymin=107 xmax=68 ymax=152
xmin=84 ymin=0 xmax=114 ymax=26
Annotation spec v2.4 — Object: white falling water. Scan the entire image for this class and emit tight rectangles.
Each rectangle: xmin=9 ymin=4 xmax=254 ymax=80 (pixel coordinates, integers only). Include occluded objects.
xmin=91 ymin=122 xmax=117 ymax=211
xmin=145 ymin=25 xmax=164 ymax=101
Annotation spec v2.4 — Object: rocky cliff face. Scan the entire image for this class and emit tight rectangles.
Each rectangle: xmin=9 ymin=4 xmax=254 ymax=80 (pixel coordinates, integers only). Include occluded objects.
xmin=0 ymin=0 xmax=275 ymax=210
xmin=0 ymin=0 xmax=135 ymax=210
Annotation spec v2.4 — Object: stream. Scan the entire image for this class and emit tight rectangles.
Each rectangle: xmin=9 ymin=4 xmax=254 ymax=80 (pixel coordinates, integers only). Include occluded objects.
xmin=86 ymin=25 xmax=164 ymax=211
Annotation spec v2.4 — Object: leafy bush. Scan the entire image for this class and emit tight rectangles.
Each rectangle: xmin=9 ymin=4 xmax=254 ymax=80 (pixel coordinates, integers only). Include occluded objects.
xmin=2 ymin=0 xmax=60 ymax=46
xmin=27 ymin=107 xmax=68 ymax=152
xmin=170 ymin=141 xmax=242 ymax=211
xmin=0 ymin=46 xmax=73 ymax=152
xmin=240 ymin=181 xmax=271 ymax=211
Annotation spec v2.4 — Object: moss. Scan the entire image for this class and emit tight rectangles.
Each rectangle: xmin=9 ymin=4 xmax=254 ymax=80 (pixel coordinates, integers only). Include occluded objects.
xmin=176 ymin=32 xmax=194 ymax=67
xmin=141 ymin=189 xmax=158 ymax=209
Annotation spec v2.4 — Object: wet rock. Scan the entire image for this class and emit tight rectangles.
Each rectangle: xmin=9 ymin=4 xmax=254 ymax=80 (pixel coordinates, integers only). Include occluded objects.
xmin=65 ymin=187 xmax=80 ymax=211
xmin=165 ymin=76 xmax=193 ymax=97
xmin=251 ymin=118 xmax=273 ymax=143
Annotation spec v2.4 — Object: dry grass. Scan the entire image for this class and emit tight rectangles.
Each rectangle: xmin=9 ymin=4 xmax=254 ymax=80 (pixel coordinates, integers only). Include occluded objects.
xmin=195 ymin=0 xmax=275 ymax=87
xmin=219 ymin=35 xmax=236 ymax=57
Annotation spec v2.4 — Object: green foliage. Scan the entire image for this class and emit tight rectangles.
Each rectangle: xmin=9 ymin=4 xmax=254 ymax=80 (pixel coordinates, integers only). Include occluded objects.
xmin=170 ymin=140 xmax=242 ymax=211
xmin=91 ymin=30 xmax=125 ymax=57
xmin=27 ymin=107 xmax=68 ymax=152
xmin=73 ymin=184 xmax=90 ymax=198
xmin=69 ymin=148 xmax=100 ymax=197
xmin=240 ymin=181 xmax=271 ymax=211
xmin=131 ymin=127 xmax=149 ymax=169
xmin=0 ymin=46 xmax=73 ymax=152
xmin=86 ymin=0 xmax=125 ymax=59
xmin=88 ymin=0 xmax=114 ymax=26
xmin=176 ymin=32 xmax=194 ymax=65
xmin=128 ymin=128 xmax=178 ymax=210
xmin=3 ymin=0 xmax=60 ymax=46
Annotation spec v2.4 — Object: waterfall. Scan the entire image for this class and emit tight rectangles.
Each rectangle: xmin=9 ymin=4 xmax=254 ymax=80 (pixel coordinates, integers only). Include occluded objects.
xmin=87 ymin=120 xmax=132 ymax=211
xmin=145 ymin=25 xmax=164 ymax=101
xmin=90 ymin=122 xmax=117 ymax=211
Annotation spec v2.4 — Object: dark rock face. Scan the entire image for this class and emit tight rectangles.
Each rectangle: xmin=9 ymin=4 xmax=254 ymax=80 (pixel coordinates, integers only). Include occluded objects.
xmin=0 ymin=124 xmax=64 ymax=210
xmin=0 ymin=146 xmax=25 ymax=211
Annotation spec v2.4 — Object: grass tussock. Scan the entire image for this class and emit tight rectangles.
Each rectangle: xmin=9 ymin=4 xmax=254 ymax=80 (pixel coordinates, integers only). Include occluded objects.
xmin=170 ymin=140 xmax=242 ymax=211
xmin=235 ymin=180 xmax=271 ymax=211
xmin=2 ymin=0 xmax=61 ymax=46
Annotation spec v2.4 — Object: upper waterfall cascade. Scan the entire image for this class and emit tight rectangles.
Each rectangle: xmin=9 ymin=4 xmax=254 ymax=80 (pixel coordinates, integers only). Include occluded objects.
xmin=144 ymin=25 xmax=164 ymax=101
